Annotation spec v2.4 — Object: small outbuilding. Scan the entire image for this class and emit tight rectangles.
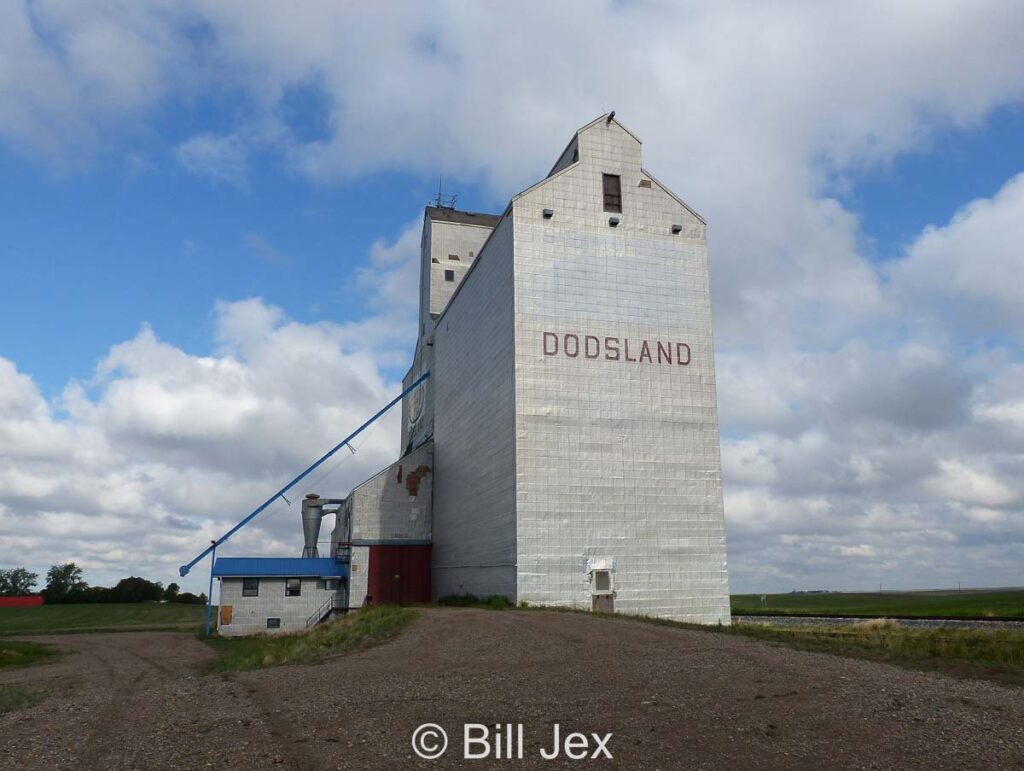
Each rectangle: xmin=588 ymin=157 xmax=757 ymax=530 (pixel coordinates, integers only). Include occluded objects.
xmin=213 ymin=557 xmax=347 ymax=637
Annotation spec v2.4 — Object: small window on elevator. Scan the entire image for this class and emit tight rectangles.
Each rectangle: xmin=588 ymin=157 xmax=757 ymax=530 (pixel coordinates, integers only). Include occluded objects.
xmin=444 ymin=269 xmax=455 ymax=282
xmin=602 ymin=174 xmax=622 ymax=213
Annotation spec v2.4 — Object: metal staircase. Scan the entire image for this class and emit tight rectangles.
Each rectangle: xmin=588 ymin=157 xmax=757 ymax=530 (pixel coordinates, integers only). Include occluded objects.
xmin=306 ymin=594 xmax=343 ymax=628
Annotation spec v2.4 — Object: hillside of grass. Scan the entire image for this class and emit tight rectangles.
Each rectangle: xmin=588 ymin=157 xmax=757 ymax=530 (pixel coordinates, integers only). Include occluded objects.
xmin=0 ymin=602 xmax=206 ymax=635
xmin=205 ymin=605 xmax=416 ymax=672
xmin=731 ymin=589 xmax=1024 ymax=618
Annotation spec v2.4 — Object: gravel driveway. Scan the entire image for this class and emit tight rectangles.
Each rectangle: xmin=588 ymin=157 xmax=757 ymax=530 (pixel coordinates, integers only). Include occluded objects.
xmin=2 ymin=609 xmax=1022 ymax=769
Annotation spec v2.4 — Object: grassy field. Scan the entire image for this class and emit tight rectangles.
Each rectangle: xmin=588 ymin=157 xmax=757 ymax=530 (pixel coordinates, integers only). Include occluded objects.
xmin=728 ymin=619 xmax=1024 ymax=687
xmin=0 ymin=602 xmax=206 ymax=635
xmin=205 ymin=605 xmax=416 ymax=672
xmin=731 ymin=589 xmax=1024 ymax=617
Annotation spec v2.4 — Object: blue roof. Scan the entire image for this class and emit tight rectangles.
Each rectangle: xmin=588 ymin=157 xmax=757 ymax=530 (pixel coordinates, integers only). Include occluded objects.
xmin=212 ymin=557 xmax=347 ymax=578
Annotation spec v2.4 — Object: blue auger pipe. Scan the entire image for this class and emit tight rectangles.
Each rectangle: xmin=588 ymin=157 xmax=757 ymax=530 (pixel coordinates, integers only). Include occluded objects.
xmin=179 ymin=370 xmax=430 ymax=578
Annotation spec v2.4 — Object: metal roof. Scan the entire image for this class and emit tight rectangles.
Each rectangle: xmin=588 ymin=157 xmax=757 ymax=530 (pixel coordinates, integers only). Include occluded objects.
xmin=425 ymin=206 xmax=502 ymax=227
xmin=212 ymin=557 xmax=347 ymax=578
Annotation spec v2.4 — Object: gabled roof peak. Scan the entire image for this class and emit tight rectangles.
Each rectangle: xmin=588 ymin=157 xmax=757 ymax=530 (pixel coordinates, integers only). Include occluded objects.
xmin=576 ymin=111 xmax=642 ymax=144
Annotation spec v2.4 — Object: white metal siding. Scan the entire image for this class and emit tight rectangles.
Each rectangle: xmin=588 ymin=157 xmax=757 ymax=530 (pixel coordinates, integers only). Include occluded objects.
xmin=511 ymin=119 xmax=730 ymax=623
xmin=432 ymin=215 xmax=518 ymax=599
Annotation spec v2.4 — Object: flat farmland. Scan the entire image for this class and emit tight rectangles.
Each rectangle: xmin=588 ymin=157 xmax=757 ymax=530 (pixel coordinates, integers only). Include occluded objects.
xmin=0 ymin=603 xmax=205 ymax=635
xmin=732 ymin=589 xmax=1024 ymax=618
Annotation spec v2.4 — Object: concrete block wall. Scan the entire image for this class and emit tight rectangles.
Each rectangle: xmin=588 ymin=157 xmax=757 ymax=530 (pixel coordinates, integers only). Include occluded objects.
xmin=432 ymin=215 xmax=518 ymax=599
xmin=218 ymin=577 xmax=339 ymax=637
xmin=510 ymin=117 xmax=730 ymax=623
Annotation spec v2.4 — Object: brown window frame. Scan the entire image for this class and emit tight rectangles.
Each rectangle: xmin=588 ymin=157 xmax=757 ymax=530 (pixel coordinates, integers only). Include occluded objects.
xmin=602 ymin=174 xmax=622 ymax=213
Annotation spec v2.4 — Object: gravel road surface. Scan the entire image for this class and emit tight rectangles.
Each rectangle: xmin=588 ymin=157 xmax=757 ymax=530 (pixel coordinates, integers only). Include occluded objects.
xmin=2 ymin=609 xmax=1022 ymax=769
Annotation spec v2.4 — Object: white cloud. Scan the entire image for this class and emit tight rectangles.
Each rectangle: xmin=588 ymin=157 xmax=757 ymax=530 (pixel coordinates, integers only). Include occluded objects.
xmin=890 ymin=172 xmax=1024 ymax=338
xmin=176 ymin=132 xmax=251 ymax=186
xmin=0 ymin=264 xmax=417 ymax=593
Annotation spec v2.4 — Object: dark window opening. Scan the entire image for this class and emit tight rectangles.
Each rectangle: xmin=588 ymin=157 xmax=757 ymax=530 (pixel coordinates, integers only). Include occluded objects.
xmin=602 ymin=174 xmax=622 ymax=213
xmin=242 ymin=578 xmax=259 ymax=597
xmin=431 ymin=257 xmax=440 ymax=264
xmin=572 ymin=146 xmax=579 ymax=163
xmin=286 ymin=578 xmax=301 ymax=597
xmin=266 ymin=618 xmax=281 ymax=629
xmin=448 ymin=254 xmax=460 ymax=261
xmin=444 ymin=269 xmax=455 ymax=282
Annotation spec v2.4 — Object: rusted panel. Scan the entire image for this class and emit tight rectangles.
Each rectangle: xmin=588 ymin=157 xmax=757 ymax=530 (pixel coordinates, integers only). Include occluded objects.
xmin=220 ymin=605 xmax=233 ymax=625
xmin=405 ymin=464 xmax=431 ymax=496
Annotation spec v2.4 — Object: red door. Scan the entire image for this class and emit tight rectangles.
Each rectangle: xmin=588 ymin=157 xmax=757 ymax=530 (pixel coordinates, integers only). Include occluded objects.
xmin=368 ymin=545 xmax=431 ymax=605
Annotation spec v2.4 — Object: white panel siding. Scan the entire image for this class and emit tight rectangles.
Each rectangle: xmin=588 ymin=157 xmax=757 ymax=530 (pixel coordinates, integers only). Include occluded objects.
xmin=511 ymin=119 xmax=730 ymax=624
xmin=427 ymin=220 xmax=494 ymax=319
xmin=347 ymin=546 xmax=370 ymax=609
xmin=432 ymin=215 xmax=518 ymax=599
xmin=346 ymin=443 xmax=433 ymax=543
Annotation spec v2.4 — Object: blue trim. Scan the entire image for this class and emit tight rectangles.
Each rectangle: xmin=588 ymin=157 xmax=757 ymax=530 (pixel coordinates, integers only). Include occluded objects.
xmin=179 ymin=371 xmax=430 ymax=577
xmin=213 ymin=557 xmax=348 ymax=579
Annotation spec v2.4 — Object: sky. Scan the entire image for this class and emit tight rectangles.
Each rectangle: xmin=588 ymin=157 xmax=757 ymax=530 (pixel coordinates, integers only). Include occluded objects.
xmin=1 ymin=1 xmax=1023 ymax=596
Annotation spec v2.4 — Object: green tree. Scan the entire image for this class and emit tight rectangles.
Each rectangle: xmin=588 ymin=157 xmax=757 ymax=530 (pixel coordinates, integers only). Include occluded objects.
xmin=0 ymin=567 xmax=39 ymax=596
xmin=108 ymin=576 xmax=164 ymax=603
xmin=164 ymin=582 xmax=180 ymax=601
xmin=43 ymin=563 xmax=88 ymax=603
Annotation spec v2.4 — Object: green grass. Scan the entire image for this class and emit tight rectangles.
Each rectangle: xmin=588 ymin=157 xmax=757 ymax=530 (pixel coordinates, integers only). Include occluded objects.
xmin=0 ymin=686 xmax=45 ymax=715
xmin=205 ymin=605 xmax=417 ymax=672
xmin=728 ymin=620 xmax=1024 ymax=687
xmin=0 ymin=640 xmax=59 ymax=670
xmin=731 ymin=589 xmax=1024 ymax=618
xmin=0 ymin=602 xmax=206 ymax=635
xmin=436 ymin=593 xmax=513 ymax=610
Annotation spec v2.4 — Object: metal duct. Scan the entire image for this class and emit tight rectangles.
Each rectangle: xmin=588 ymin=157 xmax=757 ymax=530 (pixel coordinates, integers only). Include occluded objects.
xmin=301 ymin=493 xmax=324 ymax=558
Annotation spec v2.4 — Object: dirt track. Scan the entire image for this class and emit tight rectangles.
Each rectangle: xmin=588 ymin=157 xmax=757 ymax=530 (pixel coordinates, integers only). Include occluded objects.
xmin=2 ymin=609 xmax=1023 ymax=769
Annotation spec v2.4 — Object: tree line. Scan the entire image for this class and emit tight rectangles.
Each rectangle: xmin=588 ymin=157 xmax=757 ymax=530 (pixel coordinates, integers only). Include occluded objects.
xmin=0 ymin=563 xmax=206 ymax=604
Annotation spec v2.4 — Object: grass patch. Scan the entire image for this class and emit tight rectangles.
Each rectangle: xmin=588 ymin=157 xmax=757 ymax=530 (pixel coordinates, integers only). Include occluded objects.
xmin=0 ymin=603 xmax=206 ymax=635
xmin=436 ymin=593 xmax=513 ymax=610
xmin=0 ymin=640 xmax=59 ymax=670
xmin=728 ymin=621 xmax=1024 ymax=687
xmin=731 ymin=589 xmax=1024 ymax=618
xmin=0 ymin=686 xmax=45 ymax=715
xmin=205 ymin=605 xmax=416 ymax=672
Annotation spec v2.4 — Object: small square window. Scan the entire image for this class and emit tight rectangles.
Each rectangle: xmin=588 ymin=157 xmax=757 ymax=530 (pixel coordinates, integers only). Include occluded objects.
xmin=326 ymin=579 xmax=339 ymax=591
xmin=242 ymin=578 xmax=259 ymax=597
xmin=592 ymin=570 xmax=612 ymax=594
xmin=444 ymin=269 xmax=455 ymax=282
xmin=286 ymin=578 xmax=301 ymax=597
xmin=448 ymin=254 xmax=460 ymax=261
xmin=266 ymin=618 xmax=281 ymax=629
xmin=602 ymin=174 xmax=622 ymax=213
